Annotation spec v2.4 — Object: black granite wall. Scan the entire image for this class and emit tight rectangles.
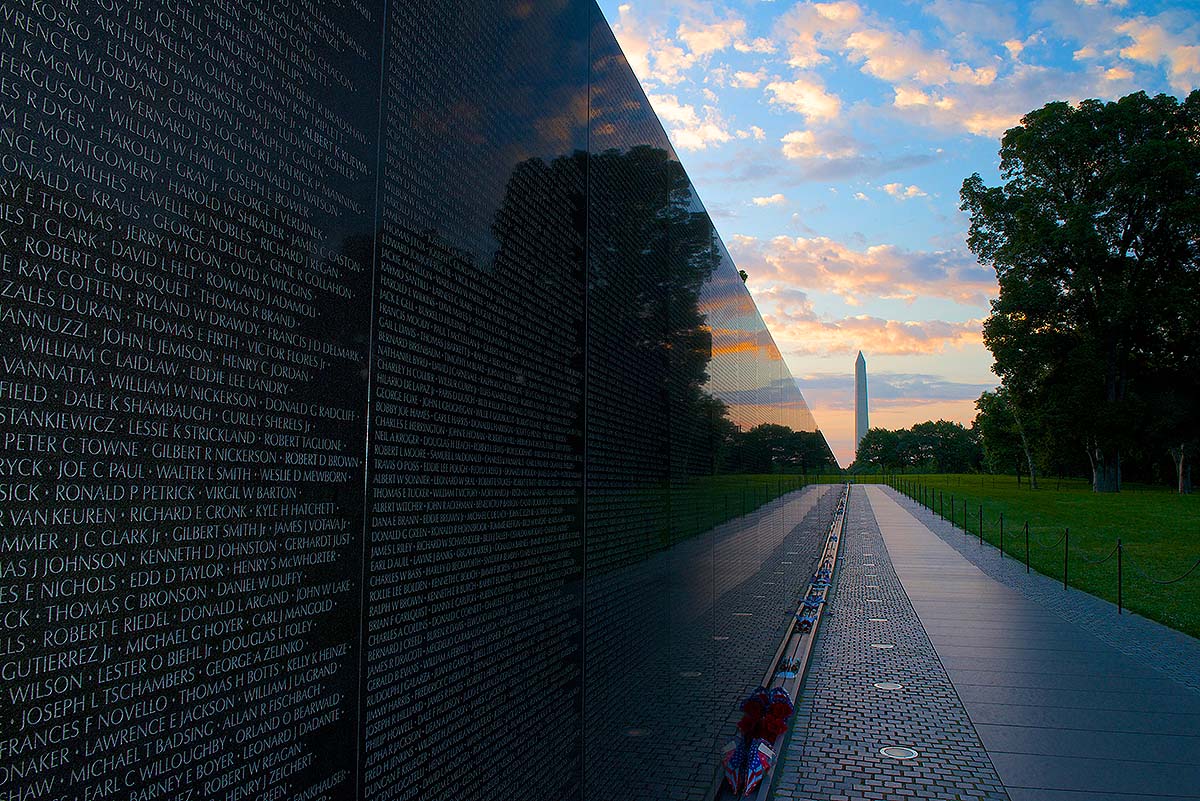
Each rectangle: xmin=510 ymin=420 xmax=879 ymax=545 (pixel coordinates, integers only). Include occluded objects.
xmin=0 ymin=2 xmax=830 ymax=799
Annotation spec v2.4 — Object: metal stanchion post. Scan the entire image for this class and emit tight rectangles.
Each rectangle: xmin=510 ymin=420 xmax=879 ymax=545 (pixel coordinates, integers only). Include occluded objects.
xmin=999 ymin=513 xmax=1004 ymax=558
xmin=1117 ymin=539 xmax=1123 ymax=615
xmin=978 ymin=504 xmax=983 ymax=545
xmin=1024 ymin=522 xmax=1030 ymax=573
xmin=1063 ymin=527 xmax=1069 ymax=590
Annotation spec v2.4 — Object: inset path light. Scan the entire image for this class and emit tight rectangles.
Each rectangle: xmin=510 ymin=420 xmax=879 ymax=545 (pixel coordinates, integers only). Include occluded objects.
xmin=880 ymin=746 xmax=918 ymax=760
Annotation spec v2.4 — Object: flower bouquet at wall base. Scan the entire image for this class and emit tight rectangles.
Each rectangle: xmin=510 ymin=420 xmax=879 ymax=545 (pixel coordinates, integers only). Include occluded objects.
xmin=721 ymin=686 xmax=795 ymax=796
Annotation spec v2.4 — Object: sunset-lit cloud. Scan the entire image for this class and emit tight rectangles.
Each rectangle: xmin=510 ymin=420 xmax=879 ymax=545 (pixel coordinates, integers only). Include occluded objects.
xmin=646 ymin=93 xmax=733 ymax=150
xmin=678 ymin=16 xmax=747 ymax=57
xmin=1116 ymin=15 xmax=1200 ymax=90
xmin=731 ymin=68 xmax=768 ymax=88
xmin=843 ymin=27 xmax=999 ymax=86
xmin=758 ymin=292 xmax=984 ymax=356
xmin=882 ymin=182 xmax=927 ymax=199
xmin=751 ymin=193 xmax=788 ymax=206
xmin=780 ymin=129 xmax=859 ymax=160
xmin=765 ymin=76 xmax=843 ymax=122
xmin=729 ymin=234 xmax=996 ymax=307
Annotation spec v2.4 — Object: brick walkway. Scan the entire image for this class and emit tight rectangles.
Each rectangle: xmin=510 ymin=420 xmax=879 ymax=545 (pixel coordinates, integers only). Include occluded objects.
xmin=774 ymin=485 xmax=1200 ymax=801
xmin=773 ymin=485 xmax=1010 ymax=801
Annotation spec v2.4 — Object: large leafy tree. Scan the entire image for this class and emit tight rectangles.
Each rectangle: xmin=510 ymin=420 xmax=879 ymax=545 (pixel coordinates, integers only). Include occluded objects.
xmin=961 ymin=91 xmax=1200 ymax=492
xmin=974 ymin=388 xmax=1039 ymax=487
xmin=908 ymin=420 xmax=983 ymax=473
xmin=854 ymin=427 xmax=903 ymax=472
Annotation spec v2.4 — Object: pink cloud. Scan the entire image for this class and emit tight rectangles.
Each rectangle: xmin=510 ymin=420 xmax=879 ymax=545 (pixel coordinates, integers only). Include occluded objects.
xmin=733 ymin=285 xmax=983 ymax=357
xmin=729 ymin=234 xmax=996 ymax=307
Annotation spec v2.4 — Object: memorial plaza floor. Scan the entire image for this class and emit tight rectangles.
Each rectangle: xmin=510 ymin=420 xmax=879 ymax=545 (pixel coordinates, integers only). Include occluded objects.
xmin=771 ymin=485 xmax=1200 ymax=801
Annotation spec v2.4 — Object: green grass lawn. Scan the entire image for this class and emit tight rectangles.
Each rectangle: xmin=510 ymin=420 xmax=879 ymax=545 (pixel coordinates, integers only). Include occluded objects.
xmin=866 ymin=473 xmax=1200 ymax=638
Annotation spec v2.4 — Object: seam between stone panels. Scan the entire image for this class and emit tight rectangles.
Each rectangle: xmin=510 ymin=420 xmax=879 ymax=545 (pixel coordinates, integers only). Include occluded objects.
xmin=355 ymin=3 xmax=391 ymax=794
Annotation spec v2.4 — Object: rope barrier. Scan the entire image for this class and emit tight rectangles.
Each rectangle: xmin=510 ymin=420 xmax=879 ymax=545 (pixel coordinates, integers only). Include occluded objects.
xmin=1076 ymin=542 xmax=1120 ymax=565
xmin=1032 ymin=529 xmax=1067 ymax=550
xmin=1123 ymin=551 xmax=1200 ymax=585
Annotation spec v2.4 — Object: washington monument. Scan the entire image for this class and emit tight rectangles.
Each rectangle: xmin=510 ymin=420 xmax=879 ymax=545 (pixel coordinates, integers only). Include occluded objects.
xmin=855 ymin=351 xmax=868 ymax=456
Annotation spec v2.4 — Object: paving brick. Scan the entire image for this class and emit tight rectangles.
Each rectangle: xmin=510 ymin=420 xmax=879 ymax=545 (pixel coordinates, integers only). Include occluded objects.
xmin=770 ymin=485 xmax=1010 ymax=801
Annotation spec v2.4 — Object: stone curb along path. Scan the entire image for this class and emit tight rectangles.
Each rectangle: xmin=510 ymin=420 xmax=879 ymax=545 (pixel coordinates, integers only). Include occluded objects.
xmin=771 ymin=485 xmax=1010 ymax=801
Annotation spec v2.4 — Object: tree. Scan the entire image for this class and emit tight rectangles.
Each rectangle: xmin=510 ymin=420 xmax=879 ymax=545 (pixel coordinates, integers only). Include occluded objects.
xmin=902 ymin=421 xmax=981 ymax=473
xmin=961 ymin=91 xmax=1200 ymax=492
xmin=974 ymin=388 xmax=1038 ymax=487
xmin=726 ymin=424 xmax=838 ymax=474
xmin=854 ymin=428 xmax=902 ymax=472
xmin=852 ymin=422 xmax=982 ymax=474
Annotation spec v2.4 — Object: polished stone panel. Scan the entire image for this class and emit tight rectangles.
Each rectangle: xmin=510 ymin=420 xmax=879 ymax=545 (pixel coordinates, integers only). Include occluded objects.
xmin=0 ymin=2 xmax=831 ymax=799
xmin=0 ymin=2 xmax=380 ymax=798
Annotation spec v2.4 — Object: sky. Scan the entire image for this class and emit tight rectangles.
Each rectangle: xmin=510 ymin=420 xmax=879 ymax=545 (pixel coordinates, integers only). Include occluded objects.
xmin=595 ymin=0 xmax=1199 ymax=465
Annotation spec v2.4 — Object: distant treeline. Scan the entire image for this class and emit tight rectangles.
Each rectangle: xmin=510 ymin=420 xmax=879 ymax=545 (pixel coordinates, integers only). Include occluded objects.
xmin=714 ymin=420 xmax=840 ymax=475
xmin=851 ymin=420 xmax=981 ymax=475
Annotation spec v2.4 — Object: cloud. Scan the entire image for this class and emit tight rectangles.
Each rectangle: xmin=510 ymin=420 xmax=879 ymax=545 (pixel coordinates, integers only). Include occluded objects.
xmin=646 ymin=93 xmax=733 ymax=150
xmin=734 ymin=37 xmax=777 ymax=54
xmin=765 ymin=76 xmax=843 ymax=122
xmin=776 ymin=0 xmax=998 ymax=87
xmin=843 ymin=27 xmax=998 ymax=86
xmin=1033 ymin=0 xmax=1131 ymax=47
xmin=677 ymin=16 xmax=747 ymax=57
xmin=610 ymin=6 xmax=781 ymax=88
xmin=649 ymin=40 xmax=696 ymax=85
xmin=776 ymin=1 xmax=864 ymax=68
xmin=731 ymin=68 xmax=768 ymax=88
xmin=796 ymin=371 xmax=996 ymax=409
xmin=882 ymin=182 xmax=927 ymax=199
xmin=779 ymin=129 xmax=860 ymax=160
xmin=748 ymin=286 xmax=985 ymax=356
xmin=886 ymin=62 xmax=1099 ymax=137
xmin=1033 ymin=0 xmax=1200 ymax=92
xmin=729 ymin=234 xmax=996 ymax=306
xmin=1115 ymin=14 xmax=1200 ymax=92
xmin=751 ymin=193 xmax=788 ymax=206
xmin=924 ymin=0 xmax=1018 ymax=42
xmin=698 ymin=145 xmax=944 ymax=187
xmin=610 ymin=3 xmax=654 ymax=79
